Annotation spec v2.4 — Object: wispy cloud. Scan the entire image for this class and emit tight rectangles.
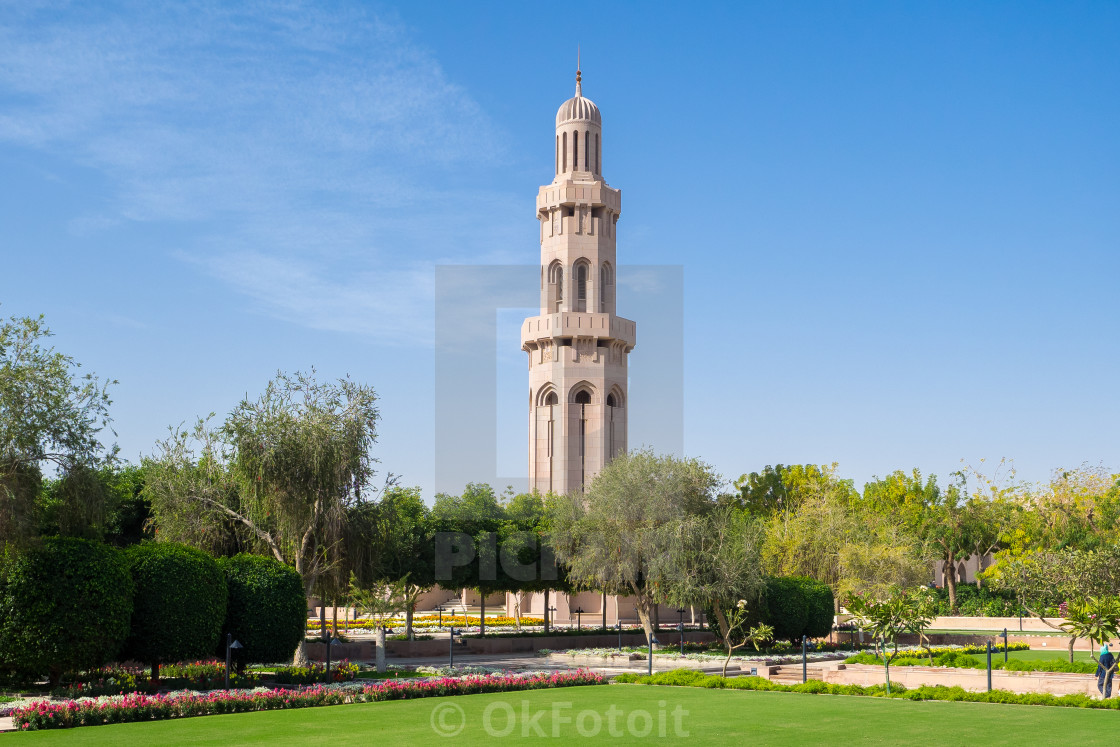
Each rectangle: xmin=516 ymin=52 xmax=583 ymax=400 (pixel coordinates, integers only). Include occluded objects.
xmin=0 ymin=1 xmax=523 ymax=344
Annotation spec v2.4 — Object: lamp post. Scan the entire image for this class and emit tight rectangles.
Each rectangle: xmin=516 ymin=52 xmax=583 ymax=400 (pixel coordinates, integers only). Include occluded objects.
xmin=574 ymin=607 xmax=584 ymax=631
xmin=677 ymin=608 xmax=685 ymax=655
xmin=801 ymin=635 xmax=807 ymax=683
xmin=325 ymin=636 xmax=341 ymax=685
xmin=618 ymin=620 xmax=623 ymax=652
xmin=986 ymin=640 xmax=993 ymax=692
xmin=224 ymin=633 xmax=243 ymax=690
xmin=437 ymin=605 xmax=443 ymax=629
xmin=548 ymin=606 xmax=557 ymax=634
xmin=1000 ymin=628 xmax=1009 ymax=663
xmin=449 ymin=627 xmax=464 ymax=668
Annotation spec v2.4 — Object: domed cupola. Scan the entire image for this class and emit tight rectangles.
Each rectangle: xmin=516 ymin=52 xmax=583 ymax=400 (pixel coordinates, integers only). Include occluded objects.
xmin=556 ymin=70 xmax=601 ymax=126
xmin=554 ymin=67 xmax=603 ymax=178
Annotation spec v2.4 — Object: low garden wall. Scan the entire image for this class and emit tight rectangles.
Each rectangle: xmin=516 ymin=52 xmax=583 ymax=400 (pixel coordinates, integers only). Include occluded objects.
xmin=305 ymin=631 xmax=716 ymax=661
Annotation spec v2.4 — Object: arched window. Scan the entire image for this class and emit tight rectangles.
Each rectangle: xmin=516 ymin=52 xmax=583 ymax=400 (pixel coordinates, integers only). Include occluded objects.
xmin=595 ymin=133 xmax=600 ymax=173
xmin=562 ymin=132 xmax=567 ymax=172
xmin=575 ymin=262 xmax=588 ymax=312
xmin=606 ymin=394 xmax=616 ymax=407
xmin=574 ymin=390 xmax=591 ymax=405
xmin=547 ymin=260 xmax=564 ymax=312
xmin=544 ymin=391 xmax=558 ymax=406
xmin=573 ymin=130 xmax=578 ymax=173
xmin=555 ymin=135 xmax=559 ymax=175
xmin=584 ymin=131 xmax=589 ymax=170
xmin=599 ymin=262 xmax=613 ymax=312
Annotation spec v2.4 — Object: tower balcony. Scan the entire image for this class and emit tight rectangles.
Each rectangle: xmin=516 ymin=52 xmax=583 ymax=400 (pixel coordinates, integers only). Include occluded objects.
xmin=521 ymin=312 xmax=636 ymax=349
xmin=537 ymin=180 xmax=621 ymax=213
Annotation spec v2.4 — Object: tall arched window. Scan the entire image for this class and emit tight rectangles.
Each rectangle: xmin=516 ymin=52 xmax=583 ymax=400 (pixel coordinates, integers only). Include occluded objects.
xmin=600 ymin=262 xmax=613 ymax=312
xmin=572 ymin=130 xmax=578 ymax=172
xmin=544 ymin=391 xmax=559 ymax=406
xmin=555 ymin=135 xmax=559 ymax=175
xmin=575 ymin=262 xmax=588 ymax=312
xmin=584 ymin=131 xmax=589 ymax=170
xmin=595 ymin=133 xmax=600 ymax=173
xmin=574 ymin=390 xmax=591 ymax=404
xmin=562 ymin=132 xmax=567 ymax=172
xmin=547 ymin=260 xmax=564 ymax=312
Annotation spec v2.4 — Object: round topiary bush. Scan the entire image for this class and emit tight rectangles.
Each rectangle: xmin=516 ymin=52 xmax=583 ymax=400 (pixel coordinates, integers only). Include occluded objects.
xmin=121 ymin=542 xmax=226 ymax=680
xmin=0 ymin=537 xmax=133 ymax=686
xmin=218 ymin=554 xmax=305 ymax=666
xmin=763 ymin=576 xmax=810 ymax=643
xmin=801 ymin=577 xmax=835 ymax=639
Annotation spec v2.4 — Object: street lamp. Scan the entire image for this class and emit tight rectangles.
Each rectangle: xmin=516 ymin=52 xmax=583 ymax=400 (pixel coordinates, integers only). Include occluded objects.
xmin=548 ymin=606 xmax=557 ymax=634
xmin=574 ymin=607 xmax=585 ymax=631
xmin=437 ymin=604 xmax=443 ymax=629
xmin=324 ymin=636 xmax=341 ymax=684
xmin=449 ymin=627 xmax=464 ymax=668
xmin=224 ymin=633 xmax=243 ymax=690
xmin=1000 ymin=628 xmax=1009 ymax=663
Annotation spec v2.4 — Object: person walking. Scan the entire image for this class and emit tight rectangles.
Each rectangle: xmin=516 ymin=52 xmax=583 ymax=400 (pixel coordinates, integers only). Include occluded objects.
xmin=1097 ymin=644 xmax=1115 ymax=698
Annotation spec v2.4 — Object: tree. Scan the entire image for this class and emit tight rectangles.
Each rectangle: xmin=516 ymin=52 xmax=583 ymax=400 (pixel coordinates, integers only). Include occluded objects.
xmin=846 ymin=587 xmax=932 ymax=693
xmin=1064 ymin=597 xmax=1120 ymax=674
xmin=661 ymin=507 xmax=766 ymax=644
xmin=716 ymin=599 xmax=773 ymax=677
xmin=0 ymin=537 xmax=132 ymax=686
xmin=548 ymin=450 xmax=721 ymax=643
xmin=218 ymin=554 xmax=306 ymax=668
xmin=121 ymin=543 xmax=227 ymax=682
xmin=1 ymin=313 xmax=115 ymax=546
xmin=348 ymin=573 xmax=408 ymax=672
xmin=145 ymin=370 xmax=382 ymax=663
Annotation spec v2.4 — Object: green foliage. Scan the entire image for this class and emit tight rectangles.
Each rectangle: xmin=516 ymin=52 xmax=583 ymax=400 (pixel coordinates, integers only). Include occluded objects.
xmin=760 ymin=576 xmax=833 ymax=643
xmin=272 ymin=660 xmax=359 ymax=685
xmin=218 ymin=554 xmax=306 ymax=665
xmin=1 ymin=314 xmax=116 ymax=546
xmin=122 ymin=543 xmax=227 ymax=673
xmin=0 ymin=537 xmax=132 ymax=684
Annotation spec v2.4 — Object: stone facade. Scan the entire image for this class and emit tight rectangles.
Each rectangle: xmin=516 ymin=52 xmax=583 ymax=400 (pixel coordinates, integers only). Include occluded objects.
xmin=522 ymin=68 xmax=635 ymax=495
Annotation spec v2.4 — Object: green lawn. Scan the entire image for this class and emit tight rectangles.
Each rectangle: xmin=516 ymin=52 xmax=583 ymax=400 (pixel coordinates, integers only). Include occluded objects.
xmin=7 ymin=684 xmax=1120 ymax=745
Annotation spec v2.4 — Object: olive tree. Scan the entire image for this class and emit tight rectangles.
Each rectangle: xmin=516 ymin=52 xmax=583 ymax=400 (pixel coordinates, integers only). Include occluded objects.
xmin=548 ymin=450 xmax=720 ymax=643
xmin=144 ymin=370 xmax=382 ymax=663
xmin=1 ymin=313 xmax=115 ymax=546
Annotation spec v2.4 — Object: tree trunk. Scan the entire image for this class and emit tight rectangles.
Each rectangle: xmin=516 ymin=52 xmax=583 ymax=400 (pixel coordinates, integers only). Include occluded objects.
xmin=635 ymin=596 xmax=655 ymax=645
xmin=514 ymin=593 xmax=523 ymax=631
xmin=945 ymin=552 xmax=958 ymax=610
xmin=376 ymin=626 xmax=387 ymax=673
xmin=1069 ymin=636 xmax=1077 ymax=664
xmin=480 ymin=594 xmax=486 ymax=637
xmin=651 ymin=604 xmax=661 ymax=642
xmin=151 ymin=662 xmax=160 ymax=686
xmin=713 ymin=604 xmax=731 ymax=642
xmin=332 ymin=602 xmax=338 ymax=637
xmin=405 ymin=604 xmax=414 ymax=639
xmin=320 ymin=604 xmax=326 ymax=639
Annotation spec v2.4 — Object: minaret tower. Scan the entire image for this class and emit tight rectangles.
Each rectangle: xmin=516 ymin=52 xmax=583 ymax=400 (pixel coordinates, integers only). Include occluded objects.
xmin=522 ymin=67 xmax=636 ymax=494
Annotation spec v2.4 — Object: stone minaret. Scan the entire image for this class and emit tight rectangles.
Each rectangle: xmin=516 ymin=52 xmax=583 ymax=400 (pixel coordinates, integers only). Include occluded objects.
xmin=522 ymin=68 xmax=636 ymax=495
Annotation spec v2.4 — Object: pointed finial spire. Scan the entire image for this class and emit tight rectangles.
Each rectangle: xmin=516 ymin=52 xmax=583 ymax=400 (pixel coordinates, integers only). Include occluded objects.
xmin=575 ymin=45 xmax=582 ymax=97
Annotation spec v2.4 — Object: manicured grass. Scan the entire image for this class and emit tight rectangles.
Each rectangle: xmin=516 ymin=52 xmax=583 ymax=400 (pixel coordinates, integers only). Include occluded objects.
xmin=1006 ymin=649 xmax=1098 ymax=663
xmin=7 ymin=684 xmax=1120 ymax=745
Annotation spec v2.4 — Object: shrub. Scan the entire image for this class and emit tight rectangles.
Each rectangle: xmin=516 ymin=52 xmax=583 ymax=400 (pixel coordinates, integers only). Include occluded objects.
xmin=218 ymin=554 xmax=305 ymax=667
xmin=272 ymin=660 xmax=359 ymax=685
xmin=761 ymin=576 xmax=834 ymax=643
xmin=0 ymin=538 xmax=132 ymax=686
xmin=121 ymin=543 xmax=226 ymax=680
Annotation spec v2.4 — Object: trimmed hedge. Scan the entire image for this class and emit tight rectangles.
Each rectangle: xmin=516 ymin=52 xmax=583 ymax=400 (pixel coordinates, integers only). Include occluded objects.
xmin=763 ymin=576 xmax=834 ymax=643
xmin=0 ymin=538 xmax=133 ymax=686
xmin=615 ymin=668 xmax=1120 ymax=709
xmin=219 ymin=554 xmax=305 ymax=666
xmin=121 ymin=543 xmax=226 ymax=677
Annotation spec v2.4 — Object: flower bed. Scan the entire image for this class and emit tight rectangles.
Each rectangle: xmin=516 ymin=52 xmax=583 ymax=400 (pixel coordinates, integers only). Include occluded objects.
xmin=13 ymin=669 xmax=605 ymax=730
xmin=307 ymin=615 xmax=545 ymax=631
xmin=51 ymin=661 xmax=262 ymax=698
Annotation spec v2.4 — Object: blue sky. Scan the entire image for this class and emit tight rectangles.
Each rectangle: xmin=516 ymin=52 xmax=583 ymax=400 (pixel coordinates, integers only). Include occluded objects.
xmin=1 ymin=1 xmax=1117 ymax=498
